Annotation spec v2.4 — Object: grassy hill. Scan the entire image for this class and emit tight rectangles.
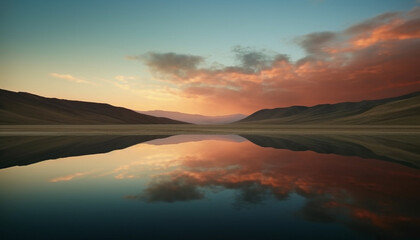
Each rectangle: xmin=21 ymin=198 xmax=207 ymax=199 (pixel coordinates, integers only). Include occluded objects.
xmin=0 ymin=89 xmax=187 ymax=124
xmin=238 ymin=92 xmax=420 ymax=125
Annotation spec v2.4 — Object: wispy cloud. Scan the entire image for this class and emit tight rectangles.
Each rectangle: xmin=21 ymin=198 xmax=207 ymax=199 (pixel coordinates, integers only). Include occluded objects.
xmin=115 ymin=75 xmax=138 ymax=83
xmin=111 ymin=75 xmax=135 ymax=90
xmin=131 ymin=7 xmax=420 ymax=113
xmin=109 ymin=75 xmax=181 ymax=102
xmin=49 ymin=170 xmax=94 ymax=182
xmin=49 ymin=73 xmax=99 ymax=86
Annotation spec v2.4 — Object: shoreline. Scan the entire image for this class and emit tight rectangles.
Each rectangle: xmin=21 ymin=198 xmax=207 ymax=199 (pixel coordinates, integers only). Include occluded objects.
xmin=1 ymin=124 xmax=420 ymax=136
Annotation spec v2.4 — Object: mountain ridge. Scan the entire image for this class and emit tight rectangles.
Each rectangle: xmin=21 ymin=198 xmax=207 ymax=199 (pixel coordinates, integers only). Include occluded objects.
xmin=238 ymin=91 xmax=420 ymax=125
xmin=0 ymin=89 xmax=187 ymax=124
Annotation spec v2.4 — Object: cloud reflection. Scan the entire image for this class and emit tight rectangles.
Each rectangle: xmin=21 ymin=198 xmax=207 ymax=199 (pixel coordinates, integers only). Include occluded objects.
xmin=127 ymin=139 xmax=420 ymax=237
xmin=125 ymin=176 xmax=204 ymax=202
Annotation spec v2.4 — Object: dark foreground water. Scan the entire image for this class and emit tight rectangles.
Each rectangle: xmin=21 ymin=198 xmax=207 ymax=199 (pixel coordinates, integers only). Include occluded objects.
xmin=1 ymin=134 xmax=419 ymax=239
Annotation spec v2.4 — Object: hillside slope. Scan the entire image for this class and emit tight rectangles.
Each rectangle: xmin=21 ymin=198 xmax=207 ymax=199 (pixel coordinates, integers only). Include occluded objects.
xmin=238 ymin=92 xmax=420 ymax=125
xmin=0 ymin=89 xmax=187 ymax=124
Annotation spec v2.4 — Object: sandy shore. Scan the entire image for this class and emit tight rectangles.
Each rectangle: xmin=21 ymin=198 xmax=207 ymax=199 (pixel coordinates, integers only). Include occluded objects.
xmin=1 ymin=124 xmax=420 ymax=136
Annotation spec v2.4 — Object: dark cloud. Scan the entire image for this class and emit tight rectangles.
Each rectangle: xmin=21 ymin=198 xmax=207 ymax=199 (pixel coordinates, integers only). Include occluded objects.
xmin=232 ymin=46 xmax=289 ymax=73
xmin=139 ymin=52 xmax=204 ymax=78
xmin=295 ymin=31 xmax=336 ymax=55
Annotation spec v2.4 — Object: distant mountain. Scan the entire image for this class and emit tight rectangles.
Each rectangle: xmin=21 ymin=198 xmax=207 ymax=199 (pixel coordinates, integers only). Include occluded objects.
xmin=138 ymin=110 xmax=246 ymax=124
xmin=237 ymin=92 xmax=420 ymax=125
xmin=0 ymin=89 xmax=187 ymax=124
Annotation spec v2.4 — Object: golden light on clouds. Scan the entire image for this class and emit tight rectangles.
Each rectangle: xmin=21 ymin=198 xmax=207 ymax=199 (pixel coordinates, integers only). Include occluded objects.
xmin=49 ymin=73 xmax=99 ymax=86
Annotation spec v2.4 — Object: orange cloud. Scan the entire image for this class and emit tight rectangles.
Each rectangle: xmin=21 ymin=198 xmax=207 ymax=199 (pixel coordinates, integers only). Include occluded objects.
xmin=347 ymin=11 xmax=420 ymax=49
xmin=133 ymin=7 xmax=420 ymax=114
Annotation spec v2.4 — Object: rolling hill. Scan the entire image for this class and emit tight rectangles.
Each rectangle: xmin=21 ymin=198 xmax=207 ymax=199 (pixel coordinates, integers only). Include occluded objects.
xmin=237 ymin=91 xmax=420 ymax=125
xmin=0 ymin=89 xmax=187 ymax=124
xmin=138 ymin=110 xmax=246 ymax=124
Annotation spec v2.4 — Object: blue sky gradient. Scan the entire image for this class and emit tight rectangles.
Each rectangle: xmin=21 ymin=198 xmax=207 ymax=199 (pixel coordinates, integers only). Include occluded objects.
xmin=0 ymin=0 xmax=418 ymax=114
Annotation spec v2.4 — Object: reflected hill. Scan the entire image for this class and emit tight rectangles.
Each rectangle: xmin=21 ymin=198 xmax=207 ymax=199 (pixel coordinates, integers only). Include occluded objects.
xmin=0 ymin=135 xmax=171 ymax=169
xmin=242 ymin=134 xmax=420 ymax=169
xmin=1 ymin=134 xmax=419 ymax=170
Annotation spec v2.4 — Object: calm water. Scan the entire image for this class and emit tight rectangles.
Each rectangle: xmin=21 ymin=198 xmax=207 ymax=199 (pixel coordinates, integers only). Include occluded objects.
xmin=1 ymin=134 xmax=419 ymax=239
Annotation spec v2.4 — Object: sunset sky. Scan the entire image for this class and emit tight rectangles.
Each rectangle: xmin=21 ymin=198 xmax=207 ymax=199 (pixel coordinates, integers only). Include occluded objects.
xmin=1 ymin=0 xmax=420 ymax=115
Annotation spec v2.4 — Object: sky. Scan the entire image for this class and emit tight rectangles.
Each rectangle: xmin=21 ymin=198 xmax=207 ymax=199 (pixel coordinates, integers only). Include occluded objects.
xmin=1 ymin=0 xmax=419 ymax=115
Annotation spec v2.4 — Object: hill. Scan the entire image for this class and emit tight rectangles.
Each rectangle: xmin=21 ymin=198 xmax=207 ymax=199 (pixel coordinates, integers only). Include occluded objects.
xmin=238 ymin=92 xmax=420 ymax=125
xmin=0 ymin=89 xmax=187 ymax=124
xmin=138 ymin=110 xmax=246 ymax=124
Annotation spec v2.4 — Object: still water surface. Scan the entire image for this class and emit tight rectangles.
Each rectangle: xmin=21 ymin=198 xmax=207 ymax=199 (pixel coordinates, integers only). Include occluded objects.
xmin=1 ymin=135 xmax=419 ymax=239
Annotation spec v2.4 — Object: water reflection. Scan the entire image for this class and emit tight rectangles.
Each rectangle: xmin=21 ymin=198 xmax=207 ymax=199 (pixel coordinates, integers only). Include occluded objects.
xmin=243 ymin=134 xmax=420 ymax=168
xmin=0 ymin=134 xmax=419 ymax=239
xmin=0 ymin=135 xmax=171 ymax=168
xmin=128 ymin=138 xmax=420 ymax=237
xmin=1 ymin=134 xmax=419 ymax=169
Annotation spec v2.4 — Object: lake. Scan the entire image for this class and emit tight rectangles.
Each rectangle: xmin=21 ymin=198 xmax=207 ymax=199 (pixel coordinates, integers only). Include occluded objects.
xmin=1 ymin=134 xmax=419 ymax=239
